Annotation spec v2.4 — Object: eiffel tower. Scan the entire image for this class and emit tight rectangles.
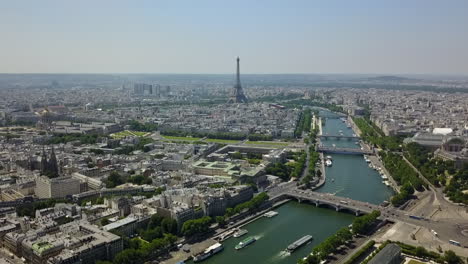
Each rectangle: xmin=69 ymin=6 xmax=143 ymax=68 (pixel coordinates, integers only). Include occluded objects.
xmin=227 ymin=57 xmax=248 ymax=103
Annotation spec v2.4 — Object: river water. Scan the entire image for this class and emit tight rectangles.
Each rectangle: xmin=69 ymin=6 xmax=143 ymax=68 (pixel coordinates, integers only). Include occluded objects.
xmin=317 ymin=110 xmax=394 ymax=204
xmin=188 ymin=109 xmax=393 ymax=264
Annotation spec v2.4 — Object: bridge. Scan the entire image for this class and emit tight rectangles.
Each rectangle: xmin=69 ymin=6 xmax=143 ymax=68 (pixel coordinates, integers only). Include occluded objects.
xmin=268 ymin=183 xmax=376 ymax=216
xmin=283 ymin=189 xmax=374 ymax=216
xmin=317 ymin=145 xmax=374 ymax=155
xmin=319 ymin=113 xmax=347 ymax=119
xmin=267 ymin=183 xmax=468 ymax=246
xmin=318 ymin=135 xmax=361 ymax=140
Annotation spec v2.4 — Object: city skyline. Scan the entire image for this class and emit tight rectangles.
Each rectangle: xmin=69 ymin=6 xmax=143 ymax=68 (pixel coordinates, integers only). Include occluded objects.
xmin=1 ymin=0 xmax=468 ymax=75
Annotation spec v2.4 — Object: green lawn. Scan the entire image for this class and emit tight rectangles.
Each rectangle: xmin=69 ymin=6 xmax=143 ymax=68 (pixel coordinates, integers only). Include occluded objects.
xmin=246 ymin=141 xmax=289 ymax=146
xmin=205 ymin=138 xmax=239 ymax=144
xmin=162 ymin=135 xmax=201 ymax=141
xmin=111 ymin=130 xmax=149 ymax=139
xmin=131 ymin=131 xmax=147 ymax=137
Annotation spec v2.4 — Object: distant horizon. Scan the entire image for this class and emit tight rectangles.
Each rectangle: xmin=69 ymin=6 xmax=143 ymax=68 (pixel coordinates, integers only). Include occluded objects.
xmin=1 ymin=72 xmax=468 ymax=78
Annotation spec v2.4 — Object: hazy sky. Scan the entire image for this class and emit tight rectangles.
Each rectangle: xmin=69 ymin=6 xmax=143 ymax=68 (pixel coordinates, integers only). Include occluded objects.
xmin=1 ymin=0 xmax=468 ymax=74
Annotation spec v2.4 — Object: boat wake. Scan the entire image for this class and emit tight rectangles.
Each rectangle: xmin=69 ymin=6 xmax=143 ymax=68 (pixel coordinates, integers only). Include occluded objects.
xmin=254 ymin=233 xmax=264 ymax=240
xmin=269 ymin=250 xmax=290 ymax=263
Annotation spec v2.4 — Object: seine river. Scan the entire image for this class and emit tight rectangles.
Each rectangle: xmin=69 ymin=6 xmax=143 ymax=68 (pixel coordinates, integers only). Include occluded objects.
xmin=189 ymin=109 xmax=393 ymax=264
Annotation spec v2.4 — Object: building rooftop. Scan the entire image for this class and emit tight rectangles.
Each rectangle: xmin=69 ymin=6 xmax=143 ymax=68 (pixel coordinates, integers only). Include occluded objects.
xmin=368 ymin=243 xmax=401 ymax=264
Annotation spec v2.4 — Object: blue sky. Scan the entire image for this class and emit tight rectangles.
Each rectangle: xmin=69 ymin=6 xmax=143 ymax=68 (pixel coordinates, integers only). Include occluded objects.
xmin=1 ymin=0 xmax=467 ymax=74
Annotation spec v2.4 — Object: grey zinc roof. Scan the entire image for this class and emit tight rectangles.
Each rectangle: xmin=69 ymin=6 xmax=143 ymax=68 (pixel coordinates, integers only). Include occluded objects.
xmin=368 ymin=243 xmax=401 ymax=264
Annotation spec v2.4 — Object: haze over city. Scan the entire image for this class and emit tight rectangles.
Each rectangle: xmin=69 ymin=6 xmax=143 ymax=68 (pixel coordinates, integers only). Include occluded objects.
xmin=1 ymin=0 xmax=468 ymax=75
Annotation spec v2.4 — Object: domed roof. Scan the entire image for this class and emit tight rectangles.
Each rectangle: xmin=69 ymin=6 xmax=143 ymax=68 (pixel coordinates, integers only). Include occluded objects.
xmin=443 ymin=136 xmax=465 ymax=145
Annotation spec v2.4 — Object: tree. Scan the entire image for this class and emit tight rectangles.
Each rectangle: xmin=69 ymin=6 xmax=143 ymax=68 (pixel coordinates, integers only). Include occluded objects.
xmin=181 ymin=216 xmax=212 ymax=237
xmin=352 ymin=210 xmax=380 ymax=235
xmin=215 ymin=216 xmax=226 ymax=227
xmin=231 ymin=151 xmax=243 ymax=159
xmin=105 ymin=171 xmax=124 ymax=188
xmin=113 ymin=249 xmax=145 ymax=264
xmin=414 ymin=246 xmax=428 ymax=257
xmin=141 ymin=227 xmax=162 ymax=242
xmin=401 ymin=182 xmax=415 ymax=195
xmin=100 ymin=218 xmax=110 ymax=226
xmin=148 ymin=214 xmax=164 ymax=229
xmin=161 ymin=218 xmax=178 ymax=235
xmin=444 ymin=250 xmax=463 ymax=264
xmin=336 ymin=227 xmax=353 ymax=242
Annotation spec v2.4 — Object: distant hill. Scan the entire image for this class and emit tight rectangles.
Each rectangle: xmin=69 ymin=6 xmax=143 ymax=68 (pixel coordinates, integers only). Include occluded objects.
xmin=368 ymin=75 xmax=412 ymax=82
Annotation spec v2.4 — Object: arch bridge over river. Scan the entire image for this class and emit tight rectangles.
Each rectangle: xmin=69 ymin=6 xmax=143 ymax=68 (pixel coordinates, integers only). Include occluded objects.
xmin=317 ymin=145 xmax=374 ymax=155
xmin=267 ymin=183 xmax=468 ymax=246
xmin=318 ymin=135 xmax=361 ymax=140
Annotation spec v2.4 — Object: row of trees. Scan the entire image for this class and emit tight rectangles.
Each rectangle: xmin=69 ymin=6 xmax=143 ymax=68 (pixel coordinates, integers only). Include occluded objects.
xmin=104 ymin=171 xmax=152 ymax=188
xmin=99 ymin=214 xmax=179 ymax=264
xmin=380 ymin=151 xmax=426 ymax=206
xmin=215 ymin=192 xmax=270 ymax=228
xmin=161 ymin=130 xmax=273 ymax=141
xmin=299 ymin=227 xmax=353 ymax=264
xmin=140 ymin=214 xmax=178 ymax=242
xmin=302 ymin=128 xmax=320 ymax=187
xmin=107 ymin=233 xmax=177 ymax=264
xmin=265 ymin=151 xmax=307 ymax=180
xmin=353 ymin=118 xmax=402 ymax=151
xmin=445 ymin=163 xmax=468 ymax=205
xmin=390 ymin=182 xmax=415 ymax=207
xmin=179 ymin=193 xmax=270 ymax=238
xmin=302 ymin=149 xmax=320 ymax=187
xmin=404 ymin=142 xmax=468 ymax=205
xmin=294 ymin=109 xmax=312 ymax=137
xmin=265 ymin=162 xmax=292 ymax=181
xmin=224 ymin=192 xmax=270 ymax=218
xmin=290 ymin=151 xmax=307 ymax=178
xmin=351 ymin=210 xmax=381 ymax=235
xmin=300 ymin=211 xmax=381 ymax=264
xmin=128 ymin=120 xmax=158 ymax=132
xmin=404 ymin=142 xmax=456 ymax=186
xmin=180 ymin=216 xmax=212 ymax=237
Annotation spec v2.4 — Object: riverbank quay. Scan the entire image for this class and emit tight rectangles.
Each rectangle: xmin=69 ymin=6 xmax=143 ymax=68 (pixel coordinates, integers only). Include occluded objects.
xmin=160 ymin=199 xmax=291 ymax=264
xmin=311 ymin=152 xmax=326 ymax=190
xmin=160 ymin=238 xmax=218 ymax=264
xmin=214 ymin=198 xmax=292 ymax=240
xmin=348 ymin=116 xmax=362 ymax=137
xmin=368 ymin=154 xmax=400 ymax=193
